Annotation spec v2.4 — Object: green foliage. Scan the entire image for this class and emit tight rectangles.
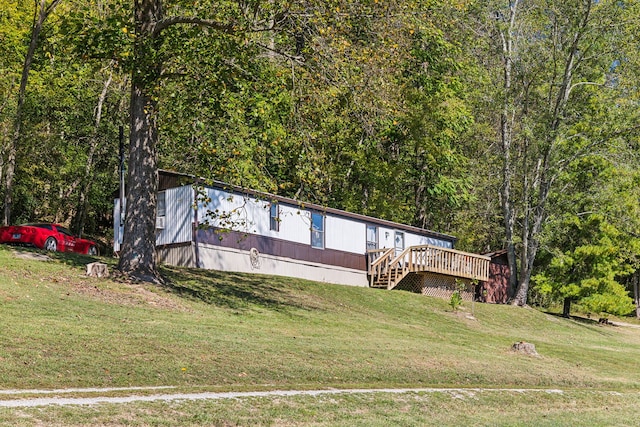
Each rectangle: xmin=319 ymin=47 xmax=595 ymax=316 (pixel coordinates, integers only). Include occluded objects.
xmin=533 ymin=113 xmax=640 ymax=316
xmin=453 ymin=0 xmax=640 ymax=303
xmin=60 ymin=1 xmax=133 ymax=65
xmin=261 ymin=1 xmax=477 ymax=228
xmin=449 ymin=288 xmax=463 ymax=312
xmin=533 ymin=214 xmax=636 ymax=316
xmin=158 ymin=42 xmax=298 ymax=193
xmin=0 ymin=0 xmax=127 ymax=235
xmin=449 ymin=280 xmax=469 ymax=311
xmin=1 ymin=0 xmax=639 ymax=274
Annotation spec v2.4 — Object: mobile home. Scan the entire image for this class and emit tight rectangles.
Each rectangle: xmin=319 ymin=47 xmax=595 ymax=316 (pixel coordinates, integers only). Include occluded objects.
xmin=114 ymin=170 xmax=490 ymax=291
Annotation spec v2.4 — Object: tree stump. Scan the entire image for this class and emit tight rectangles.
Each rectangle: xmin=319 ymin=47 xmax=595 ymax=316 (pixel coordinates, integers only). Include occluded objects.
xmin=86 ymin=262 xmax=109 ymax=278
xmin=511 ymin=341 xmax=538 ymax=356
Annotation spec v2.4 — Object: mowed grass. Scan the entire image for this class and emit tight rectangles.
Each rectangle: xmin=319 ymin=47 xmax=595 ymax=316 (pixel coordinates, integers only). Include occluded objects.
xmin=4 ymin=390 xmax=640 ymax=426
xmin=2 ymin=245 xmax=640 ymax=391
xmin=3 ymin=245 xmax=640 ymax=425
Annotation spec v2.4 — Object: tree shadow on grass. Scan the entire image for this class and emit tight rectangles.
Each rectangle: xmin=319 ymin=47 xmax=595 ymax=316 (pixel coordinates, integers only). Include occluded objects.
xmin=546 ymin=311 xmax=608 ymax=325
xmin=48 ymin=251 xmax=105 ymax=268
xmin=4 ymin=243 xmax=328 ymax=315
xmin=159 ymin=265 xmax=327 ymax=314
xmin=545 ymin=311 xmax=617 ymax=336
xmin=1 ymin=244 xmax=103 ymax=268
xmin=1 ymin=245 xmax=327 ymax=314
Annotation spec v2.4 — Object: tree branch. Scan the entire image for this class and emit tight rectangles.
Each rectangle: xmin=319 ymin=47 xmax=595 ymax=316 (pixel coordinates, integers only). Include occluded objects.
xmin=250 ymin=40 xmax=305 ymax=64
xmin=567 ymin=81 xmax=605 ymax=98
xmin=152 ymin=15 xmax=281 ymax=37
xmin=153 ymin=16 xmax=237 ymax=36
xmin=45 ymin=0 xmax=63 ymax=16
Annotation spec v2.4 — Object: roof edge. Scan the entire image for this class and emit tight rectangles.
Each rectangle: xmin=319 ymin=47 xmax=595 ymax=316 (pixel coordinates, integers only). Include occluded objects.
xmin=158 ymin=169 xmax=457 ymax=243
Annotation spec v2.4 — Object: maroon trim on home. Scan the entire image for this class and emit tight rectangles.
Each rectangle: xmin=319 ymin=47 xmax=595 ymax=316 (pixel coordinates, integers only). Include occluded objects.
xmin=478 ymin=250 xmax=510 ymax=304
xmin=196 ymin=227 xmax=367 ymax=271
xmin=156 ymin=242 xmax=192 ymax=250
xmin=159 ymin=171 xmax=195 ymax=191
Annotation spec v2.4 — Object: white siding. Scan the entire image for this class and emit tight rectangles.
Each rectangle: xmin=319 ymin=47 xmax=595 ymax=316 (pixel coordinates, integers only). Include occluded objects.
xmin=113 ymin=198 xmax=123 ymax=252
xmin=325 ymin=215 xmax=366 ymax=253
xmin=375 ymin=226 xmax=452 ymax=251
xmin=114 ymin=182 xmax=455 ymax=257
xmin=156 ymin=186 xmax=194 ymax=246
xmin=199 ymin=188 xmax=375 ymax=254
xmin=407 ymin=233 xmax=452 ymax=249
xmin=113 ymin=185 xmax=194 ymax=252
xmin=199 ymin=188 xmax=312 ymax=246
xmin=198 ymin=189 xmax=260 ymax=233
xmin=278 ymin=204 xmax=312 ymax=245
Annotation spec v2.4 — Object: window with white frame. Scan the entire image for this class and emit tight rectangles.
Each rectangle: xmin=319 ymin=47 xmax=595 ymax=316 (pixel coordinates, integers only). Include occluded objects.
xmin=157 ymin=191 xmax=166 ymax=216
xmin=156 ymin=191 xmax=166 ymax=229
xmin=269 ymin=202 xmax=280 ymax=232
xmin=311 ymin=212 xmax=325 ymax=249
xmin=366 ymin=225 xmax=378 ymax=250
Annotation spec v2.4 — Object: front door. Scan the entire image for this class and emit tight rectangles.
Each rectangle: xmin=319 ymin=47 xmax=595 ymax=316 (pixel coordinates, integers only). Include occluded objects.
xmin=394 ymin=231 xmax=405 ymax=256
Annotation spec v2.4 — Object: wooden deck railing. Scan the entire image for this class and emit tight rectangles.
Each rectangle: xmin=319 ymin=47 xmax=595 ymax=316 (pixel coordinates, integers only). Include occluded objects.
xmin=367 ymin=248 xmax=395 ymax=288
xmin=367 ymin=245 xmax=491 ymax=289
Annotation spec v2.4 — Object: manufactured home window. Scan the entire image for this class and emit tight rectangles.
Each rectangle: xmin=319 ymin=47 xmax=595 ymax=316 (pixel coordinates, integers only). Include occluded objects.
xmin=156 ymin=191 xmax=166 ymax=229
xmin=269 ymin=202 xmax=280 ymax=232
xmin=157 ymin=191 xmax=166 ymax=216
xmin=366 ymin=225 xmax=378 ymax=250
xmin=311 ymin=212 xmax=325 ymax=249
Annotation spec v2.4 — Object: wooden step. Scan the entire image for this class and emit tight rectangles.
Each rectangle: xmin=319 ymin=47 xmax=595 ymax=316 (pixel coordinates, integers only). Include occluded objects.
xmin=370 ymin=264 xmax=411 ymax=289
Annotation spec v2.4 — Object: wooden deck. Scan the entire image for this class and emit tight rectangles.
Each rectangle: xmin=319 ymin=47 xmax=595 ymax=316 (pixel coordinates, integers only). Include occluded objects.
xmin=367 ymin=245 xmax=491 ymax=290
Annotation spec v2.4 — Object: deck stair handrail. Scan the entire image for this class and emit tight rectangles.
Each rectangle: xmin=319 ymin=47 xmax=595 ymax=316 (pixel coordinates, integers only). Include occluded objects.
xmin=367 ymin=248 xmax=396 ymax=288
xmin=368 ymin=245 xmax=491 ymax=290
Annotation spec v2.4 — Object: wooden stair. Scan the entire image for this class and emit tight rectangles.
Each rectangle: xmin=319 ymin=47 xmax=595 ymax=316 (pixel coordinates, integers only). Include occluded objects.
xmin=371 ymin=268 xmax=405 ymax=289
xmin=368 ymin=245 xmax=491 ymax=290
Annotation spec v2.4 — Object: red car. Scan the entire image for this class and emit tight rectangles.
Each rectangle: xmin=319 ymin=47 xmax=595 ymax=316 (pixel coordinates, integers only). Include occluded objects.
xmin=0 ymin=223 xmax=98 ymax=255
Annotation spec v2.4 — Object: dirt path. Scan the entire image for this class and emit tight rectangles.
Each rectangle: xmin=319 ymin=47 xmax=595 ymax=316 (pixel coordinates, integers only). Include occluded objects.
xmin=610 ymin=320 xmax=640 ymax=329
xmin=0 ymin=386 xmax=566 ymax=408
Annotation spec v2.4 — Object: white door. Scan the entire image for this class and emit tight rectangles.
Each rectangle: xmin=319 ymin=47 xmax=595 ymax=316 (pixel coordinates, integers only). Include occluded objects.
xmin=394 ymin=231 xmax=405 ymax=256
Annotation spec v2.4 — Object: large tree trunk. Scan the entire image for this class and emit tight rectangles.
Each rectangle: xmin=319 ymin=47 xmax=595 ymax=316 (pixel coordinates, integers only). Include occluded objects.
xmin=499 ymin=0 xmax=520 ymax=302
xmin=117 ymin=84 xmax=160 ymax=282
xmin=499 ymin=0 xmax=592 ymax=306
xmin=117 ymin=0 xmax=163 ymax=283
xmin=3 ymin=0 xmax=62 ymax=226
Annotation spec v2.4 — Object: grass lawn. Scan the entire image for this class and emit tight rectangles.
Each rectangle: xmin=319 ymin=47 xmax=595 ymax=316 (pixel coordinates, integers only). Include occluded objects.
xmin=2 ymin=245 xmax=640 ymax=425
xmin=4 ymin=389 xmax=640 ymax=426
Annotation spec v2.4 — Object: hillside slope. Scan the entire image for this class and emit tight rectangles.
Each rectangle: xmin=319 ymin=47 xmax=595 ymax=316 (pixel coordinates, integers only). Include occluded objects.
xmin=1 ymin=246 xmax=640 ymax=392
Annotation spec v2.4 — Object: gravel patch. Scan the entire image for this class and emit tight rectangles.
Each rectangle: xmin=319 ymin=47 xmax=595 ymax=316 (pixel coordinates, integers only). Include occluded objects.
xmin=0 ymin=387 xmax=566 ymax=408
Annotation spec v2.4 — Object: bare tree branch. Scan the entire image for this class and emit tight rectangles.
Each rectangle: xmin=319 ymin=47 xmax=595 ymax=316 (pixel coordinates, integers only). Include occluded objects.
xmin=250 ymin=40 xmax=305 ymax=64
xmin=152 ymin=15 xmax=282 ymax=37
xmin=152 ymin=16 xmax=237 ymax=36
